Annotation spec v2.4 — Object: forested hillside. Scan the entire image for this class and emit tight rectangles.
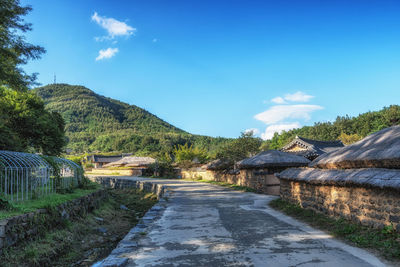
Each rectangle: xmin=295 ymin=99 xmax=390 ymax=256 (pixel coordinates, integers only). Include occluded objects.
xmin=265 ymin=105 xmax=400 ymax=149
xmin=34 ymin=84 xmax=231 ymax=155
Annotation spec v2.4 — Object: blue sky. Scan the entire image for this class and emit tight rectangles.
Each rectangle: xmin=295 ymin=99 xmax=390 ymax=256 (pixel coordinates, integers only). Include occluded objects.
xmin=23 ymin=0 xmax=400 ymax=139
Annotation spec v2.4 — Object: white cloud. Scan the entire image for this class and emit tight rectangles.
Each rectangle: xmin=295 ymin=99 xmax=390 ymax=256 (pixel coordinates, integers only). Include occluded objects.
xmin=96 ymin=48 xmax=119 ymax=61
xmin=256 ymin=92 xmax=321 ymax=140
xmin=269 ymin=91 xmax=314 ymax=105
xmin=271 ymin=96 xmax=287 ymax=104
xmin=284 ymin=91 xmax=314 ymax=102
xmin=261 ymin=123 xmax=301 ymax=140
xmin=254 ymin=104 xmax=323 ymax=124
xmin=92 ymin=12 xmax=136 ymax=39
xmin=244 ymin=128 xmax=260 ymax=136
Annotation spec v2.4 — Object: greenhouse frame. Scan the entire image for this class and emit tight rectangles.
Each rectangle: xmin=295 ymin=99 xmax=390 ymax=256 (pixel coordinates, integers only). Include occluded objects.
xmin=0 ymin=150 xmax=83 ymax=202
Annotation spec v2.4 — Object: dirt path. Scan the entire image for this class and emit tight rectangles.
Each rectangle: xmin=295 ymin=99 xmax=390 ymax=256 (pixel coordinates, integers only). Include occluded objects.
xmin=99 ymin=178 xmax=387 ymax=267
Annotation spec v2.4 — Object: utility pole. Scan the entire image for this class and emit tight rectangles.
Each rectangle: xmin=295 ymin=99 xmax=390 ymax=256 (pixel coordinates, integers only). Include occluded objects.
xmin=54 ymin=73 xmax=56 ymax=84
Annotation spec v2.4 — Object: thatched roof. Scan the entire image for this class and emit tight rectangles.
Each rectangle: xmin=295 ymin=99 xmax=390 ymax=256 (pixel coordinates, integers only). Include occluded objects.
xmin=310 ymin=125 xmax=400 ymax=169
xmin=281 ymin=136 xmax=344 ymax=160
xmin=237 ymin=150 xmax=310 ymax=169
xmin=87 ymin=153 xmax=133 ymax=163
xmin=277 ymin=167 xmax=400 ymax=190
xmin=87 ymin=155 xmax=123 ymax=163
xmin=103 ymin=156 xmax=156 ymax=168
xmin=204 ymin=159 xmax=233 ymax=170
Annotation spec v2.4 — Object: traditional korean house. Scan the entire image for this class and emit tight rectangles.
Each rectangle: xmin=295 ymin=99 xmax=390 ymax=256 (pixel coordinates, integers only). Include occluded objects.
xmin=103 ymin=156 xmax=156 ymax=176
xmin=281 ymin=136 xmax=344 ymax=160
xmin=277 ymin=125 xmax=400 ymax=229
xmin=236 ymin=150 xmax=310 ymax=195
xmin=86 ymin=155 xmax=124 ymax=169
xmin=86 ymin=153 xmax=133 ymax=169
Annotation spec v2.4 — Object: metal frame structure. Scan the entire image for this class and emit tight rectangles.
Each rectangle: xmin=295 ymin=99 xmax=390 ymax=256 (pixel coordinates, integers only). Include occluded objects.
xmin=0 ymin=150 xmax=83 ymax=202
xmin=52 ymin=157 xmax=82 ymax=189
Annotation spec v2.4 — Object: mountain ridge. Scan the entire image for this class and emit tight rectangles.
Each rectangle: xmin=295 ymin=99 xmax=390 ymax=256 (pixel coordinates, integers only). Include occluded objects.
xmin=34 ymin=84 xmax=199 ymax=154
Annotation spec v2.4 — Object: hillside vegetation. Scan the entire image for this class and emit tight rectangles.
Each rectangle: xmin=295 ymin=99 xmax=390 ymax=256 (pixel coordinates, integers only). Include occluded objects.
xmin=265 ymin=105 xmax=400 ymax=149
xmin=34 ymin=84 xmax=231 ymax=156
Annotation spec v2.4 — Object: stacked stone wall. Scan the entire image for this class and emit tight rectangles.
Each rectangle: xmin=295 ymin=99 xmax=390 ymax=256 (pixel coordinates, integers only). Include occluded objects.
xmin=87 ymin=176 xmax=165 ymax=199
xmin=0 ymin=189 xmax=107 ymax=253
xmin=181 ymin=169 xmax=280 ymax=195
xmin=89 ymin=168 xmax=142 ymax=176
xmin=280 ymin=179 xmax=400 ymax=230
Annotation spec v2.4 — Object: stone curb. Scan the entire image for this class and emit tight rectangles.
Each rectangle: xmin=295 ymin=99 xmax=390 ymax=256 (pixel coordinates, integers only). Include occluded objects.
xmin=93 ymin=180 xmax=171 ymax=267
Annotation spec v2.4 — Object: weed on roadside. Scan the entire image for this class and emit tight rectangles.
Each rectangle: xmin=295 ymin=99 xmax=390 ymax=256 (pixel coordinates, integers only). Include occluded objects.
xmin=270 ymin=198 xmax=400 ymax=260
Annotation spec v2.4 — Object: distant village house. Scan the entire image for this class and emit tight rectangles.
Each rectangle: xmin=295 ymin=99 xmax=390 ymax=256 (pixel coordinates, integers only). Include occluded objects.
xmin=103 ymin=156 xmax=156 ymax=176
xmin=86 ymin=154 xmax=132 ymax=169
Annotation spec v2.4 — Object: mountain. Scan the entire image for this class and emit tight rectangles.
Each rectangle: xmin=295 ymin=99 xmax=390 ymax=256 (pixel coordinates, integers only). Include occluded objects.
xmin=34 ymin=84 xmax=230 ymax=154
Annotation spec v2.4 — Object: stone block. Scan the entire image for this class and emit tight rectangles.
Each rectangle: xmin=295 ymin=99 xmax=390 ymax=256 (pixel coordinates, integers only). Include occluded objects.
xmin=389 ymin=215 xmax=400 ymax=223
xmin=0 ymin=226 xmax=5 ymax=238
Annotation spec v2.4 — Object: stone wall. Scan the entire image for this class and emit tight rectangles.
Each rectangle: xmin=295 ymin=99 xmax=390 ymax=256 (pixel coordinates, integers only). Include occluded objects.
xmin=0 ymin=189 xmax=107 ymax=253
xmin=280 ymin=179 xmax=400 ymax=230
xmin=88 ymin=176 xmax=165 ymax=199
xmin=88 ymin=168 xmax=142 ymax=176
xmin=181 ymin=168 xmax=280 ymax=195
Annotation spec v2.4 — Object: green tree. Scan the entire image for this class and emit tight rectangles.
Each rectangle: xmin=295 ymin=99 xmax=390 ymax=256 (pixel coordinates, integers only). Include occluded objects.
xmin=0 ymin=86 xmax=66 ymax=155
xmin=173 ymin=143 xmax=208 ymax=167
xmin=0 ymin=0 xmax=45 ymax=91
xmin=216 ymin=132 xmax=262 ymax=162
xmin=338 ymin=132 xmax=363 ymax=145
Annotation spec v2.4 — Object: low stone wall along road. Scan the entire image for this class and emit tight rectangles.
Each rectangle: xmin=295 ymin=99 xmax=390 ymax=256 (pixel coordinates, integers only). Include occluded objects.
xmin=96 ymin=177 xmax=387 ymax=267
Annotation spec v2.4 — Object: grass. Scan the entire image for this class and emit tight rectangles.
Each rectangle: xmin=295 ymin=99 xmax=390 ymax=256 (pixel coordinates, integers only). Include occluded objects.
xmin=183 ymin=178 xmax=257 ymax=193
xmin=270 ymin=198 xmax=400 ymax=260
xmin=0 ymin=188 xmax=157 ymax=266
xmin=0 ymin=183 xmax=101 ymax=220
xmin=85 ymin=171 xmax=124 ymax=176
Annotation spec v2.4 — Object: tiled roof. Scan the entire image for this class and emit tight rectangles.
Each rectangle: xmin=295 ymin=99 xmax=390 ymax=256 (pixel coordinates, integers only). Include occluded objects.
xmin=281 ymin=136 xmax=344 ymax=159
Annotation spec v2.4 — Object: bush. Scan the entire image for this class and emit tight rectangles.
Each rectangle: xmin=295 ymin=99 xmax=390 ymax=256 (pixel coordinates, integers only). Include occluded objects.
xmin=173 ymin=143 xmax=208 ymax=167
xmin=144 ymin=152 xmax=176 ymax=178
xmin=216 ymin=132 xmax=262 ymax=162
xmin=147 ymin=162 xmax=176 ymax=178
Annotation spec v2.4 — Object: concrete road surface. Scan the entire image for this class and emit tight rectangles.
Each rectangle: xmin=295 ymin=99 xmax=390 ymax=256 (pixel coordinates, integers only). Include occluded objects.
xmin=98 ymin=178 xmax=389 ymax=267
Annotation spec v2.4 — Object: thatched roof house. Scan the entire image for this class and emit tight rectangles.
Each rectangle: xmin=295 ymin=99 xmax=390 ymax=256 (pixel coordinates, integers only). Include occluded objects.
xmin=310 ymin=125 xmax=400 ymax=169
xmin=277 ymin=126 xmax=400 ymax=229
xmin=103 ymin=156 xmax=156 ymax=168
xmin=237 ymin=150 xmax=310 ymax=169
xmin=86 ymin=154 xmax=132 ymax=168
xmin=281 ymin=136 xmax=344 ymax=160
xmin=203 ymin=159 xmax=233 ymax=171
xmin=279 ymin=126 xmax=400 ymax=183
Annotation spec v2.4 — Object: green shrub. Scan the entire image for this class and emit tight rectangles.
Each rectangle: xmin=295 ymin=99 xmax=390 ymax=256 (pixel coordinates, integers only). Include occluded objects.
xmin=215 ymin=132 xmax=262 ymax=162
xmin=173 ymin=143 xmax=208 ymax=167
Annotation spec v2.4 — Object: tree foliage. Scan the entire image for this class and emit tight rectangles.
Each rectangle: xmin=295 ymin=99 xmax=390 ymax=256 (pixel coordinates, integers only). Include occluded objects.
xmin=264 ymin=105 xmax=400 ymax=149
xmin=173 ymin=143 xmax=208 ymax=167
xmin=0 ymin=86 xmax=66 ymax=155
xmin=216 ymin=132 xmax=262 ymax=162
xmin=337 ymin=132 xmax=363 ymax=145
xmin=0 ymin=0 xmax=45 ymax=91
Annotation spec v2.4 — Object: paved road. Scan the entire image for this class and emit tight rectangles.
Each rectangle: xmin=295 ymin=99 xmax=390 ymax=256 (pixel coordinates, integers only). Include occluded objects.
xmin=100 ymin=178 xmax=387 ymax=267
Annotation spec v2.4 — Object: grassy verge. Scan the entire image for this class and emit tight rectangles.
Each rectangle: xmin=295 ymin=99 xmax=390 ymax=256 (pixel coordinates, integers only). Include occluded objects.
xmin=0 ymin=188 xmax=157 ymax=266
xmin=85 ymin=171 xmax=124 ymax=176
xmin=0 ymin=183 xmax=101 ymax=220
xmin=270 ymin=198 xmax=400 ymax=260
xmin=183 ymin=178 xmax=257 ymax=193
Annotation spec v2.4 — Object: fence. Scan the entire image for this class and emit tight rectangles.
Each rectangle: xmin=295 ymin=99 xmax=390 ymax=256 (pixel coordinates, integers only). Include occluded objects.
xmin=0 ymin=150 xmax=83 ymax=202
